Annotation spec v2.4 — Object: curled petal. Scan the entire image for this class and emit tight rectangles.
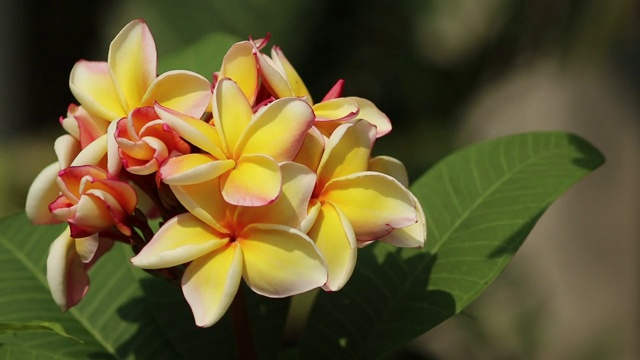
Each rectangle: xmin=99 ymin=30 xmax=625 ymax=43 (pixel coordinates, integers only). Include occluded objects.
xmin=69 ymin=60 xmax=124 ymax=121
xmin=236 ymin=98 xmax=314 ymax=162
xmin=270 ymin=46 xmax=311 ymax=100
xmin=220 ymin=154 xmax=281 ymax=207
xmin=108 ymin=19 xmax=157 ymax=111
xmin=212 ymin=78 xmax=253 ymax=154
xmin=321 ymin=79 xmax=345 ymax=102
xmin=368 ymin=155 xmax=409 ymax=187
xmin=54 ymin=135 xmax=80 ymax=170
xmin=348 ymin=97 xmax=392 ymax=137
xmin=46 ymin=228 xmax=88 ymax=311
xmin=219 ymin=41 xmax=259 ymax=104
xmin=182 ymin=243 xmax=243 ymax=327
xmin=240 ymin=224 xmax=327 ymax=297
xmin=141 ymin=70 xmax=212 ymax=118
xmin=256 ymin=52 xmax=293 ymax=98
xmin=160 ymin=154 xmax=235 ymax=185
xmin=313 ymin=98 xmax=359 ymax=122
xmin=131 ymin=213 xmax=229 ymax=269
xmin=378 ymin=192 xmax=426 ymax=248
xmin=26 ymin=162 xmax=62 ymax=225
xmin=75 ymin=233 xmax=99 ymax=263
xmin=307 ymin=201 xmax=357 ymax=291
xmin=70 ymin=134 xmax=108 ymax=167
xmin=321 ymin=172 xmax=417 ymax=241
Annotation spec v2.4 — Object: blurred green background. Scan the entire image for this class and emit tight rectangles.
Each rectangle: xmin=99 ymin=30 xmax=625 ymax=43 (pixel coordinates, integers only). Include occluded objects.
xmin=1 ymin=0 xmax=638 ymax=359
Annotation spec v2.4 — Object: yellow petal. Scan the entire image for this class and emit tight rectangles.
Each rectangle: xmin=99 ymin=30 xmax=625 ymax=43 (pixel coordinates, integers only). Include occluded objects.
xmin=306 ymin=202 xmax=356 ymax=291
xmin=256 ymin=52 xmax=293 ymax=98
xmin=170 ymin=178 xmax=234 ymax=234
xmin=70 ymin=134 xmax=108 ymax=167
xmin=220 ymin=154 xmax=281 ymax=207
xmin=219 ymin=41 xmax=259 ymax=104
xmin=160 ymin=154 xmax=235 ymax=185
xmin=182 ymin=243 xmax=243 ymax=327
xmin=378 ymin=191 xmax=426 ymax=248
xmin=69 ymin=60 xmax=124 ymax=121
xmin=239 ymin=224 xmax=326 ymax=297
xmin=313 ymin=98 xmax=359 ymax=122
xmin=368 ymin=155 xmax=409 ymax=187
xmin=322 ymin=172 xmax=417 ymax=241
xmin=131 ymin=213 xmax=229 ymax=269
xmin=293 ymin=127 xmax=325 ymax=172
xmin=270 ymin=46 xmax=311 ymax=100
xmin=54 ymin=135 xmax=80 ymax=169
xmin=108 ymin=19 xmax=156 ymax=111
xmin=141 ymin=70 xmax=212 ymax=118
xmin=316 ymin=120 xmax=376 ymax=189
xmin=25 ymin=162 xmax=61 ymax=225
xmin=212 ymin=78 xmax=253 ymax=154
xmin=235 ymin=98 xmax=314 ymax=162
xmin=155 ymin=104 xmax=227 ymax=159
xmin=347 ymin=97 xmax=392 ymax=137
xmin=235 ymin=162 xmax=316 ymax=229
xmin=75 ymin=233 xmax=99 ymax=263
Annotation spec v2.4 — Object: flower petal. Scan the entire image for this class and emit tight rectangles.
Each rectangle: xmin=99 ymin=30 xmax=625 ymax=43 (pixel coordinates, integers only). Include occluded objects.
xmin=378 ymin=191 xmax=426 ymax=248
xmin=316 ymin=120 xmax=376 ymax=189
xmin=70 ymin=134 xmax=108 ymax=167
xmin=235 ymin=162 xmax=316 ymax=229
xmin=293 ymin=127 xmax=325 ymax=173
xmin=219 ymin=41 xmax=259 ymax=104
xmin=46 ymin=228 xmax=88 ymax=311
xmin=235 ymin=98 xmax=314 ymax=162
xmin=108 ymin=19 xmax=156 ymax=111
xmin=221 ymin=154 xmax=281 ymax=207
xmin=368 ymin=155 xmax=409 ymax=187
xmin=313 ymin=98 xmax=359 ymax=122
xmin=240 ymin=224 xmax=326 ymax=297
xmin=69 ymin=60 xmax=124 ymax=121
xmin=54 ymin=135 xmax=80 ymax=169
xmin=141 ymin=70 xmax=212 ymax=118
xmin=75 ymin=233 xmax=99 ymax=263
xmin=306 ymin=201 xmax=357 ymax=291
xmin=348 ymin=97 xmax=392 ymax=137
xmin=212 ymin=78 xmax=253 ymax=154
xmin=131 ymin=213 xmax=229 ymax=269
xmin=170 ymin=178 xmax=234 ymax=233
xmin=160 ymin=154 xmax=235 ymax=186
xmin=321 ymin=172 xmax=417 ymax=241
xmin=26 ymin=162 xmax=62 ymax=225
xmin=270 ymin=46 xmax=311 ymax=100
xmin=256 ymin=52 xmax=293 ymax=98
xmin=182 ymin=242 xmax=243 ymax=327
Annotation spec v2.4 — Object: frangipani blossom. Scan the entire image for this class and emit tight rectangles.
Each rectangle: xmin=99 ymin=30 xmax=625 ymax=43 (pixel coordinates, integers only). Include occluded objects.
xmin=131 ymin=162 xmax=327 ymax=327
xmin=307 ymin=120 xmax=422 ymax=291
xmin=158 ymin=78 xmax=314 ymax=206
xmin=69 ymin=19 xmax=212 ymax=123
xmin=49 ymin=165 xmax=137 ymax=238
xmin=115 ymin=106 xmax=191 ymax=176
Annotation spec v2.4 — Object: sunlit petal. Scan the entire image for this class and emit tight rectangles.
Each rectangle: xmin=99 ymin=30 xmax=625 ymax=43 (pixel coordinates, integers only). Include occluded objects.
xmin=293 ymin=127 xmax=325 ymax=173
xmin=348 ymin=97 xmax=392 ymax=137
xmin=131 ymin=213 xmax=229 ymax=269
xmin=256 ymin=52 xmax=293 ymax=98
xmin=219 ymin=41 xmax=259 ymax=103
xmin=368 ymin=155 xmax=409 ymax=187
xmin=235 ymin=98 xmax=314 ymax=161
xmin=70 ymin=134 xmax=108 ymax=167
xmin=220 ymin=154 xmax=281 ymax=207
xmin=108 ymin=19 xmax=156 ymax=111
xmin=306 ymin=202 xmax=356 ymax=291
xmin=25 ymin=162 xmax=61 ymax=225
xmin=54 ymin=135 xmax=80 ymax=169
xmin=182 ymin=243 xmax=243 ymax=327
xmin=270 ymin=46 xmax=311 ymax=100
xmin=142 ymin=70 xmax=212 ymax=118
xmin=313 ymin=98 xmax=359 ymax=122
xmin=69 ymin=60 xmax=124 ymax=121
xmin=160 ymin=154 xmax=235 ymax=185
xmin=170 ymin=178 xmax=234 ymax=233
xmin=240 ymin=224 xmax=326 ymax=297
xmin=46 ymin=228 xmax=88 ymax=311
xmin=212 ymin=78 xmax=253 ymax=154
xmin=322 ymin=172 xmax=417 ymax=241
xmin=378 ymin=191 xmax=426 ymax=248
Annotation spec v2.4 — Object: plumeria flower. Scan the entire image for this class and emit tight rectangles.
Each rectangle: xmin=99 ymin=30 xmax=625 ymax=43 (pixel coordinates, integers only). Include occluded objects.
xmin=49 ymin=165 xmax=137 ymax=238
xmin=306 ymin=120 xmax=423 ymax=291
xmin=131 ymin=162 xmax=327 ymax=327
xmin=157 ymin=78 xmax=314 ymax=206
xmin=115 ymin=106 xmax=191 ymax=176
xmin=69 ymin=19 xmax=212 ymax=123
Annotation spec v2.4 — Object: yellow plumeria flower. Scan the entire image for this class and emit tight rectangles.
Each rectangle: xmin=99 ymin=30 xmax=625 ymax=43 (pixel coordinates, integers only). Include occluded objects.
xmin=131 ymin=162 xmax=327 ymax=327
xmin=157 ymin=78 xmax=315 ymax=206
xmin=306 ymin=120 xmax=424 ymax=291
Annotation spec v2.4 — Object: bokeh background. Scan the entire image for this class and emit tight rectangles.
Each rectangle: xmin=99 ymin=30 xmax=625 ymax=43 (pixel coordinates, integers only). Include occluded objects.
xmin=1 ymin=1 xmax=638 ymax=358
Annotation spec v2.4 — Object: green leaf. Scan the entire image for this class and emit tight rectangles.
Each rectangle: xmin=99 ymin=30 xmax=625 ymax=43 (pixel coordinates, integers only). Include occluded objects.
xmin=300 ymin=132 xmax=605 ymax=358
xmin=0 ymin=213 xmax=290 ymax=359
xmin=0 ymin=321 xmax=82 ymax=342
xmin=158 ymin=32 xmax=242 ymax=79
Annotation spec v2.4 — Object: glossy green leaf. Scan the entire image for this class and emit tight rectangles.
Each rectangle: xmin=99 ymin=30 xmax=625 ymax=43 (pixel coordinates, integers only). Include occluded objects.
xmin=158 ymin=32 xmax=241 ymax=79
xmin=300 ymin=132 xmax=605 ymax=358
xmin=0 ymin=213 xmax=290 ymax=359
xmin=0 ymin=321 xmax=81 ymax=342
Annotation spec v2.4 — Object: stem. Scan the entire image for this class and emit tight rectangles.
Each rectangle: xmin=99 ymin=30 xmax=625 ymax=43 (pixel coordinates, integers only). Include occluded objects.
xmin=230 ymin=287 xmax=257 ymax=360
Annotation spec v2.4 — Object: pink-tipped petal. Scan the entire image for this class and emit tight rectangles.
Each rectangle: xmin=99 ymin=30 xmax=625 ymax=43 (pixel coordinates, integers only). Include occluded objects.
xmin=347 ymin=97 xmax=392 ymax=137
xmin=321 ymin=172 xmax=417 ymax=241
xmin=160 ymin=154 xmax=235 ymax=185
xmin=69 ymin=60 xmax=124 ymax=121
xmin=46 ymin=228 xmax=89 ymax=311
xmin=220 ymin=154 xmax=281 ymax=207
xmin=240 ymin=224 xmax=326 ymax=297
xmin=219 ymin=41 xmax=259 ymax=104
xmin=25 ymin=162 xmax=62 ymax=225
xmin=307 ymin=202 xmax=357 ymax=291
xmin=378 ymin=192 xmax=426 ymax=248
xmin=142 ymin=70 xmax=212 ymax=118
xmin=182 ymin=243 xmax=243 ymax=327
xmin=270 ymin=46 xmax=311 ymax=100
xmin=321 ymin=79 xmax=345 ymax=102
xmin=313 ymin=98 xmax=359 ymax=122
xmin=212 ymin=78 xmax=253 ymax=154
xmin=368 ymin=155 xmax=409 ymax=187
xmin=236 ymin=98 xmax=314 ymax=162
xmin=316 ymin=120 xmax=376 ymax=189
xmin=131 ymin=213 xmax=229 ymax=269
xmin=108 ymin=19 xmax=157 ymax=111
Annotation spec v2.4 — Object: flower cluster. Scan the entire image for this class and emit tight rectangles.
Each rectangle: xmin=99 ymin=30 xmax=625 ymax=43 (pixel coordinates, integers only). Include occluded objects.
xmin=26 ymin=20 xmax=425 ymax=327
